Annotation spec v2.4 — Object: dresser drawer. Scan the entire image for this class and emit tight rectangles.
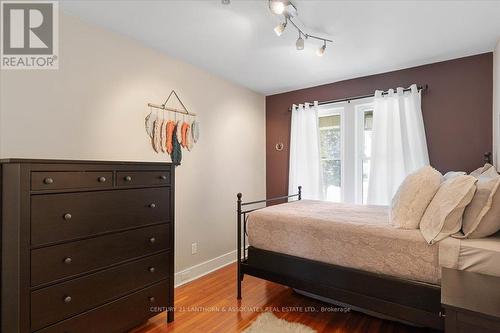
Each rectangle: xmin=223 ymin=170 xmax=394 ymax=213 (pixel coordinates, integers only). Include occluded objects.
xmin=31 ymin=252 xmax=169 ymax=331
xmin=445 ymin=308 xmax=500 ymax=333
xmin=31 ymin=188 xmax=171 ymax=246
xmin=117 ymin=170 xmax=170 ymax=187
xmin=31 ymin=224 xmax=170 ymax=286
xmin=31 ymin=171 xmax=113 ymax=191
xmin=35 ymin=280 xmax=169 ymax=333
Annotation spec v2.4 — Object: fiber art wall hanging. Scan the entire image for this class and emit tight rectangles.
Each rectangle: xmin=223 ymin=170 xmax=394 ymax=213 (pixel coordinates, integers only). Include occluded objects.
xmin=145 ymin=90 xmax=199 ymax=165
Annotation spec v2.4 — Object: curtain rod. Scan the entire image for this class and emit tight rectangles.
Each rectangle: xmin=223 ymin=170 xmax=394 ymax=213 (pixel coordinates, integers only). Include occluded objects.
xmin=288 ymin=84 xmax=428 ymax=112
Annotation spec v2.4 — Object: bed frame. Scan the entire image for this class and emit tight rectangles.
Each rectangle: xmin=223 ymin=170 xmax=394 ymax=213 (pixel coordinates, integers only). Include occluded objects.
xmin=236 ymin=187 xmax=444 ymax=330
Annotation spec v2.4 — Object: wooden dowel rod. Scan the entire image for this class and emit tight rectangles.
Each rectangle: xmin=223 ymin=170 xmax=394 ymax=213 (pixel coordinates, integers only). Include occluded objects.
xmin=147 ymin=103 xmax=197 ymax=116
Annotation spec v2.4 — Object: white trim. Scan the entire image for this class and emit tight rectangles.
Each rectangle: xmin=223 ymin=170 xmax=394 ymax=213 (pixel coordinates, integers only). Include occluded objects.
xmin=174 ymin=249 xmax=240 ymax=287
xmin=354 ymin=104 xmax=374 ymax=204
xmin=354 ymin=106 xmax=365 ymax=203
xmin=341 ymin=104 xmax=355 ymax=203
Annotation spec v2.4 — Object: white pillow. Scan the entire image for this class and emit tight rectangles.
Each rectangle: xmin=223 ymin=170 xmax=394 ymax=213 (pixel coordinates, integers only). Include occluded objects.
xmin=420 ymin=175 xmax=477 ymax=244
xmin=443 ymin=171 xmax=466 ymax=181
xmin=470 ymin=163 xmax=493 ymax=178
xmin=459 ymin=167 xmax=500 ymax=238
xmin=390 ymin=166 xmax=442 ymax=229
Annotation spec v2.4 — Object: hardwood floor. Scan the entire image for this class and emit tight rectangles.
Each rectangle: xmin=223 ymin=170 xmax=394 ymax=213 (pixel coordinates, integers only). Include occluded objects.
xmin=132 ymin=263 xmax=438 ymax=333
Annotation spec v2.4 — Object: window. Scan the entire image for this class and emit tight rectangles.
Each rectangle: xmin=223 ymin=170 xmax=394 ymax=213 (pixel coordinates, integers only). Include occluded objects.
xmin=318 ymin=109 xmax=342 ymax=202
xmin=318 ymin=99 xmax=373 ymax=204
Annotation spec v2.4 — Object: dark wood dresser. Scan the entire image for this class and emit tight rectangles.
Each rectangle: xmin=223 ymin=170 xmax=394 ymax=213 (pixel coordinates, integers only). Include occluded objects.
xmin=1 ymin=159 xmax=175 ymax=333
xmin=442 ymin=268 xmax=500 ymax=333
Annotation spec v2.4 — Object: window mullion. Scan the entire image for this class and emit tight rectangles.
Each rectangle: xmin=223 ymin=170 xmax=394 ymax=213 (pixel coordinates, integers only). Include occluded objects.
xmin=341 ymin=103 xmax=356 ymax=203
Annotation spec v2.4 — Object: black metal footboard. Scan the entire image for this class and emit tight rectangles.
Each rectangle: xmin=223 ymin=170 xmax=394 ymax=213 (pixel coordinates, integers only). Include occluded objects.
xmin=236 ymin=186 xmax=302 ymax=299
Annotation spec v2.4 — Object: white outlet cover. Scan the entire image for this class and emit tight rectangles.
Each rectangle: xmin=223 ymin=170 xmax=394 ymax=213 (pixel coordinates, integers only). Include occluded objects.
xmin=191 ymin=243 xmax=197 ymax=254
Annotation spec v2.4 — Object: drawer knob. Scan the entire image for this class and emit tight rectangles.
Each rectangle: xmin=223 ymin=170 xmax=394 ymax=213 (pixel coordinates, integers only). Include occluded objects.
xmin=149 ymin=296 xmax=155 ymax=303
xmin=64 ymin=296 xmax=72 ymax=303
xmin=149 ymin=237 xmax=156 ymax=244
xmin=43 ymin=177 xmax=54 ymax=184
xmin=149 ymin=203 xmax=156 ymax=209
xmin=160 ymin=175 xmax=167 ymax=180
xmin=149 ymin=266 xmax=156 ymax=273
xmin=98 ymin=176 xmax=107 ymax=183
xmin=124 ymin=176 xmax=132 ymax=182
xmin=63 ymin=213 xmax=72 ymax=221
xmin=63 ymin=257 xmax=72 ymax=264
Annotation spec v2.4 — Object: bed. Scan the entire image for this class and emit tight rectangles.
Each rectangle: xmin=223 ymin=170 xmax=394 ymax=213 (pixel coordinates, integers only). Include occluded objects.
xmin=236 ymin=188 xmax=500 ymax=330
xmin=237 ymin=187 xmax=500 ymax=329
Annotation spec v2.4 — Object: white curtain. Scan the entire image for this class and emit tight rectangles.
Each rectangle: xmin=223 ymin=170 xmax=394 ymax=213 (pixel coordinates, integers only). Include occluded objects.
xmin=289 ymin=102 xmax=324 ymax=200
xmin=367 ymin=84 xmax=429 ymax=205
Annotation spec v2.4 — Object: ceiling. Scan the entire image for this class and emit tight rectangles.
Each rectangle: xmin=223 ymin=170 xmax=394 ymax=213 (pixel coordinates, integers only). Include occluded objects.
xmin=61 ymin=0 xmax=500 ymax=95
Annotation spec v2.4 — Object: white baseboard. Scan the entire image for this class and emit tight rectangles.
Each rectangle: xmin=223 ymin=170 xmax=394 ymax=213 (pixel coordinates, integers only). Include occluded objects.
xmin=174 ymin=249 xmax=238 ymax=287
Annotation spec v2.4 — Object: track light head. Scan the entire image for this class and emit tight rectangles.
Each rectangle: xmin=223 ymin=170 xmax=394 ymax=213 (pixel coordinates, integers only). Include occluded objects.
xmin=316 ymin=41 xmax=326 ymax=56
xmin=296 ymin=33 xmax=304 ymax=50
xmin=274 ymin=19 xmax=287 ymax=36
xmin=269 ymin=0 xmax=286 ymax=15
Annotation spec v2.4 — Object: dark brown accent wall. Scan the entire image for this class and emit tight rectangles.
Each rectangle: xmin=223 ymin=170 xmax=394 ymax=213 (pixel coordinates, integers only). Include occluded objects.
xmin=266 ymin=53 xmax=493 ymax=199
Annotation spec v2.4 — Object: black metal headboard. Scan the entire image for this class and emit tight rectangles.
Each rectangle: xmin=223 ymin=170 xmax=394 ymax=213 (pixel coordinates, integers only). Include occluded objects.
xmin=485 ymin=152 xmax=493 ymax=164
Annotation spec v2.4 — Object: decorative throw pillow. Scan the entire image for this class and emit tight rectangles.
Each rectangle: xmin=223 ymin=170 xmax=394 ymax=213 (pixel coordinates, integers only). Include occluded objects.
xmin=390 ymin=166 xmax=442 ymax=229
xmin=458 ymin=167 xmax=500 ymax=238
xmin=470 ymin=163 xmax=493 ymax=178
xmin=420 ymin=175 xmax=477 ymax=244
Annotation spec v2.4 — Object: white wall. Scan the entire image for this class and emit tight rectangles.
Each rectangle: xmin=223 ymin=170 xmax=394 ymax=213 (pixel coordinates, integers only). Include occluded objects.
xmin=494 ymin=38 xmax=500 ymax=170
xmin=0 ymin=14 xmax=266 ymax=280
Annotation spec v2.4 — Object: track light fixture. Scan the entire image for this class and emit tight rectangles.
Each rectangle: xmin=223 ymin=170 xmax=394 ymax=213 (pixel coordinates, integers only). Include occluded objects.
xmin=274 ymin=18 xmax=287 ymax=36
xmin=268 ymin=0 xmax=332 ymax=56
xmin=296 ymin=32 xmax=304 ymax=50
